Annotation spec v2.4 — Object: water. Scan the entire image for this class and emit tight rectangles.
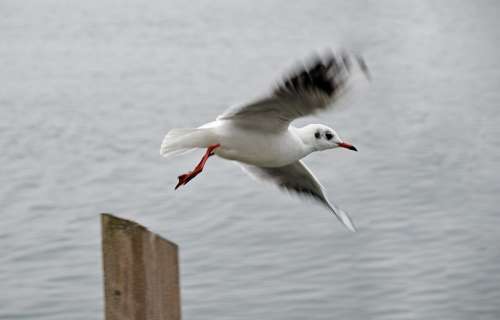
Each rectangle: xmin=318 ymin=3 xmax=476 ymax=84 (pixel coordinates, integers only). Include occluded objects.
xmin=1 ymin=1 xmax=500 ymax=319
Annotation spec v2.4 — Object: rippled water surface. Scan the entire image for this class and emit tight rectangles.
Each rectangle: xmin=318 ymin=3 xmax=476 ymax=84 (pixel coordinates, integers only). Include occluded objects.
xmin=1 ymin=1 xmax=500 ymax=319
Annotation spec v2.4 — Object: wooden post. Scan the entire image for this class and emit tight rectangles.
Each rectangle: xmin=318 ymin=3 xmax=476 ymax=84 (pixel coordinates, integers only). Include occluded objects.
xmin=101 ymin=214 xmax=181 ymax=320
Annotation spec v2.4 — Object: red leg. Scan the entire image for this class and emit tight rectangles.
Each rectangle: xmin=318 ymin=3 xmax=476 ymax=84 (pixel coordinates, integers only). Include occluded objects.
xmin=175 ymin=144 xmax=220 ymax=190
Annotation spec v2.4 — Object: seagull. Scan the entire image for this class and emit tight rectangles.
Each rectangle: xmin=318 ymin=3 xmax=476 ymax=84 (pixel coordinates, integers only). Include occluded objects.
xmin=160 ymin=50 xmax=369 ymax=232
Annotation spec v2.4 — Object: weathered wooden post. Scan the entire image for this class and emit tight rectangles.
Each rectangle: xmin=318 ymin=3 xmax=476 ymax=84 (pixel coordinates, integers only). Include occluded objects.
xmin=101 ymin=214 xmax=181 ymax=320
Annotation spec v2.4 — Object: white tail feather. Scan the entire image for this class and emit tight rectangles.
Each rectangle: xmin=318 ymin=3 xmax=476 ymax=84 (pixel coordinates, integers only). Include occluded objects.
xmin=160 ymin=128 xmax=216 ymax=158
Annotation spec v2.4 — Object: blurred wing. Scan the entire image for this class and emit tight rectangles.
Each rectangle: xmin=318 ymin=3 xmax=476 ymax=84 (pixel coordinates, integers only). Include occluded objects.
xmin=241 ymin=160 xmax=356 ymax=232
xmin=218 ymin=51 xmax=368 ymax=132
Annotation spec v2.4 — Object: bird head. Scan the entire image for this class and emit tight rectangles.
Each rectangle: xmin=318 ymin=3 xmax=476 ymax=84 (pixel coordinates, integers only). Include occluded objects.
xmin=300 ymin=124 xmax=357 ymax=152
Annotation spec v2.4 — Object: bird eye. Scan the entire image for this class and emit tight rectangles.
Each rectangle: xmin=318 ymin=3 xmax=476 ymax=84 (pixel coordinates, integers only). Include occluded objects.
xmin=314 ymin=131 xmax=321 ymax=139
xmin=325 ymin=132 xmax=333 ymax=140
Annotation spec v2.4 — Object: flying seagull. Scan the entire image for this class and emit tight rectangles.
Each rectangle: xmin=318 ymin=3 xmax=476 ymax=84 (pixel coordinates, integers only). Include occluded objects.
xmin=160 ymin=50 xmax=369 ymax=232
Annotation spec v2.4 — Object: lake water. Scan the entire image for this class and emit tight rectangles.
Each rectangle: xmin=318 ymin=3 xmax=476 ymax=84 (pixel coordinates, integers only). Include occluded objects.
xmin=1 ymin=1 xmax=500 ymax=319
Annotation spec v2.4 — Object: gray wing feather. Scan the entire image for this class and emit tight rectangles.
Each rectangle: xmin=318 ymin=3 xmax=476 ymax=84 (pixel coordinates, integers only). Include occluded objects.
xmin=241 ymin=161 xmax=357 ymax=232
xmin=218 ymin=51 xmax=367 ymax=132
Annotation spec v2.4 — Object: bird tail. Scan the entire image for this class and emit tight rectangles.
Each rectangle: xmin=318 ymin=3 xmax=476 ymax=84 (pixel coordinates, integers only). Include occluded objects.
xmin=160 ymin=128 xmax=217 ymax=158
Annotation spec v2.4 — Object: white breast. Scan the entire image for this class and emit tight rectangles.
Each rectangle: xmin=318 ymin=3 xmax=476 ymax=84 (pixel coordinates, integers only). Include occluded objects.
xmin=211 ymin=121 xmax=306 ymax=167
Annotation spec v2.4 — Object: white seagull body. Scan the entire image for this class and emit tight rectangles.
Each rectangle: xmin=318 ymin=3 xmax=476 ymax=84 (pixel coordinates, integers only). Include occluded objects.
xmin=160 ymin=51 xmax=369 ymax=232
xmin=199 ymin=119 xmax=307 ymax=167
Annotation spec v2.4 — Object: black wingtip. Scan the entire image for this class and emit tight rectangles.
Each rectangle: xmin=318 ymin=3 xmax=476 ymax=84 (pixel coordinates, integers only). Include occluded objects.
xmin=355 ymin=54 xmax=371 ymax=81
xmin=274 ymin=49 xmax=353 ymax=98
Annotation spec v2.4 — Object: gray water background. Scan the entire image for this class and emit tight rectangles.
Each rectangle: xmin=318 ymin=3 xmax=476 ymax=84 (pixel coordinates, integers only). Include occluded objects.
xmin=1 ymin=1 xmax=500 ymax=319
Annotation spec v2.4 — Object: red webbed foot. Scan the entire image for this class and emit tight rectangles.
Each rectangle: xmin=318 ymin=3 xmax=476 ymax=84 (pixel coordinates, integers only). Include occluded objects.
xmin=174 ymin=144 xmax=220 ymax=190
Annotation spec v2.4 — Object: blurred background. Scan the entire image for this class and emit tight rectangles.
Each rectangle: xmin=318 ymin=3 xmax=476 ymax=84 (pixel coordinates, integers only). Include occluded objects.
xmin=1 ymin=0 xmax=500 ymax=319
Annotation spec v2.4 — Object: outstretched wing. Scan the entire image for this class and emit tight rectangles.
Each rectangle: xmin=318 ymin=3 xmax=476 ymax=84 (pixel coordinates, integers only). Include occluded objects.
xmin=218 ymin=51 xmax=368 ymax=132
xmin=241 ymin=160 xmax=357 ymax=232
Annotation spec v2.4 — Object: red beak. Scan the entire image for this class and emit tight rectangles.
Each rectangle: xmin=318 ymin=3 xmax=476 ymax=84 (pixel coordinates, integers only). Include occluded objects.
xmin=337 ymin=142 xmax=358 ymax=152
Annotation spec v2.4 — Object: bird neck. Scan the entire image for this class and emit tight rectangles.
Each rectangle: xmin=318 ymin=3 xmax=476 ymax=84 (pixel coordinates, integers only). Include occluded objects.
xmin=294 ymin=126 xmax=318 ymax=156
